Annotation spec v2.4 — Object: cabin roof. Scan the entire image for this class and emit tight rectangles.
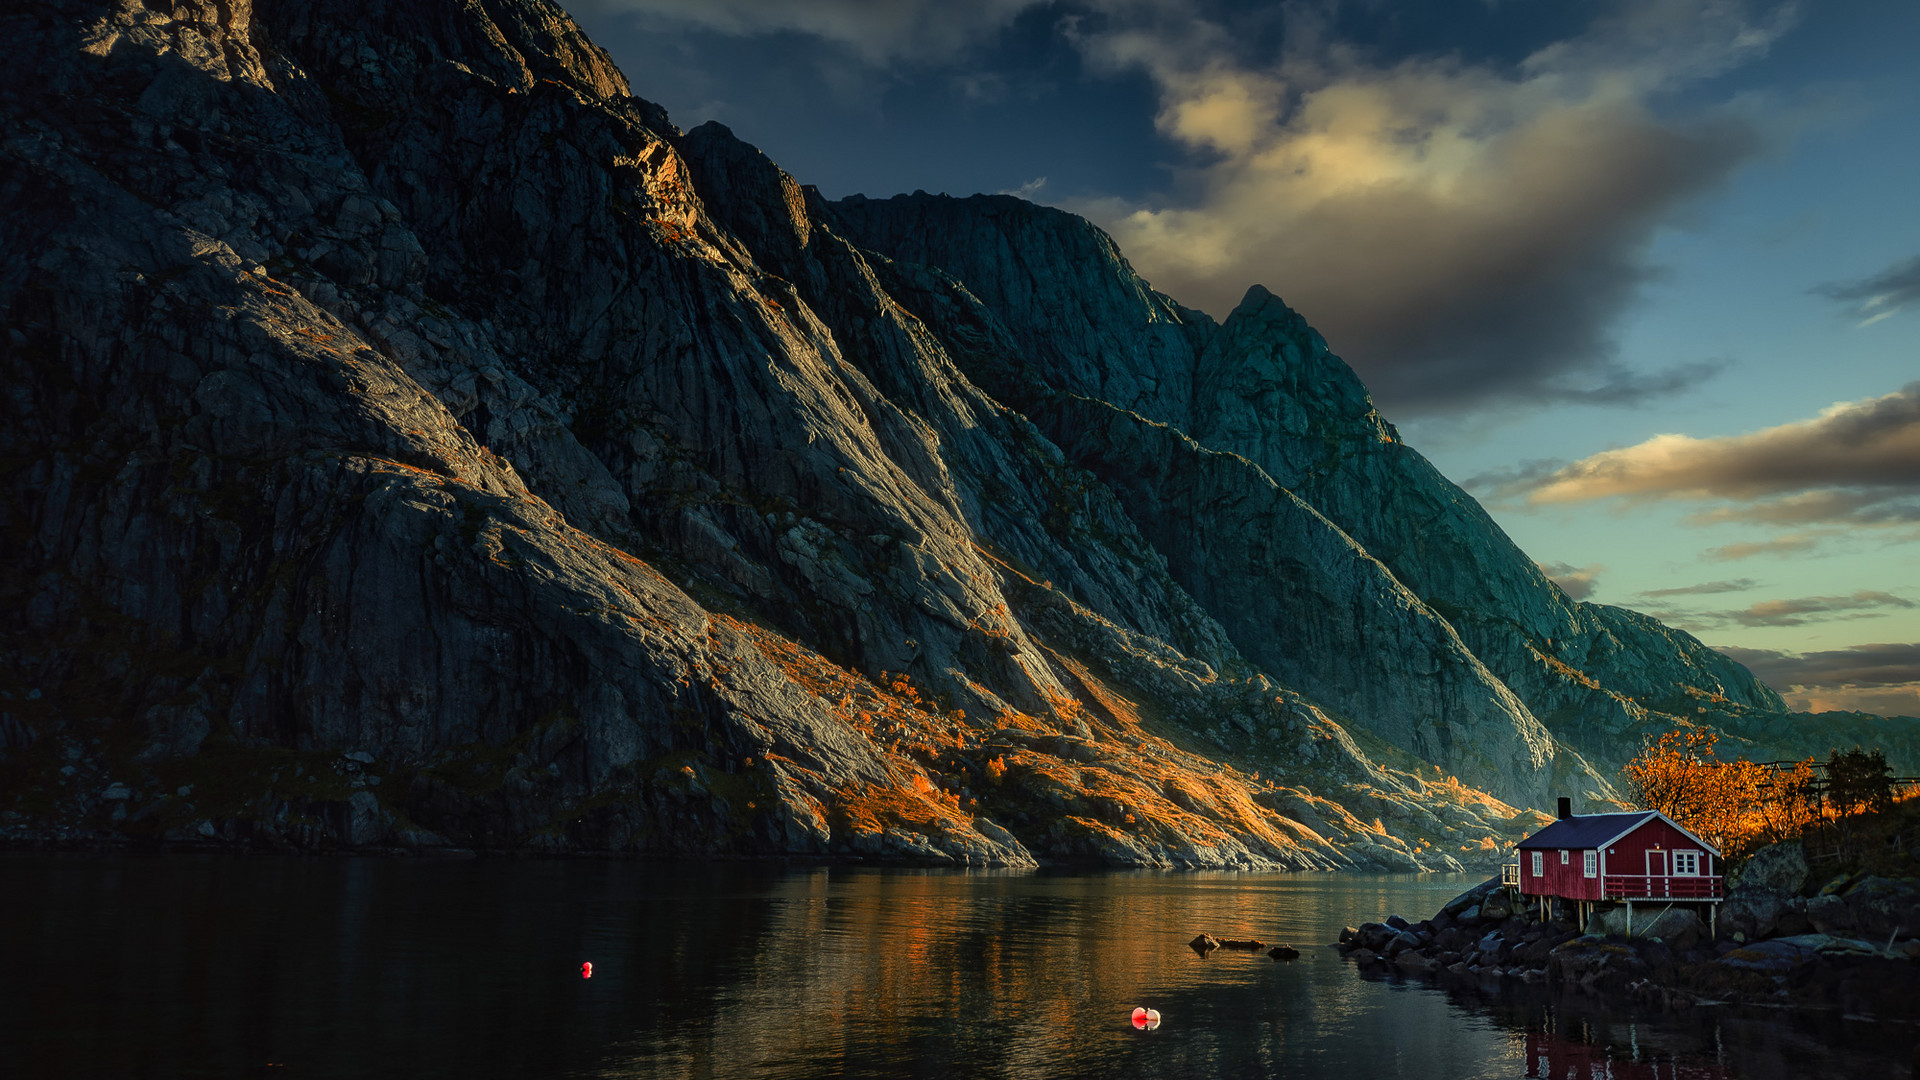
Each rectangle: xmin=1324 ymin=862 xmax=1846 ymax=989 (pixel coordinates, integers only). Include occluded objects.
xmin=1516 ymin=809 xmax=1723 ymax=856
xmin=1516 ymin=811 xmax=1655 ymax=850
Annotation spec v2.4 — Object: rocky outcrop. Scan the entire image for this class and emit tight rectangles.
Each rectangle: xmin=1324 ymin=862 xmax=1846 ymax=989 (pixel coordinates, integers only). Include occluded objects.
xmin=0 ymin=0 xmax=1542 ymax=867
xmin=829 ymin=194 xmax=1797 ymax=797
xmin=1340 ymin=847 xmax=1920 ymax=1018
xmin=0 ymin=0 xmax=1843 ymax=866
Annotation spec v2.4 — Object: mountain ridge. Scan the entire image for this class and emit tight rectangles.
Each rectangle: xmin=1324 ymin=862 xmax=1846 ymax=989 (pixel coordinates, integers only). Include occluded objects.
xmin=0 ymin=0 xmax=1896 ymax=869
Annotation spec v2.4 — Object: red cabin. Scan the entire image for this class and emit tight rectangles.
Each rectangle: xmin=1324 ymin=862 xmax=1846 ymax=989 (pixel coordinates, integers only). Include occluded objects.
xmin=1509 ymin=801 xmax=1723 ymax=909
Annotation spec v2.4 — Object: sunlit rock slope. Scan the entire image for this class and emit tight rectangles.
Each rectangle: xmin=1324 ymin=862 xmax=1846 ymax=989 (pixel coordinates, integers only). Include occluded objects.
xmin=0 ymin=0 xmax=1812 ymax=867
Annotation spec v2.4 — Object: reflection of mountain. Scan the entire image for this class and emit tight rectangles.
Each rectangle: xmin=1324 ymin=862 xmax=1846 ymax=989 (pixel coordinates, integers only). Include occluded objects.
xmin=4 ymin=0 xmax=1885 ymax=868
xmin=594 ymin=869 xmax=1530 ymax=1079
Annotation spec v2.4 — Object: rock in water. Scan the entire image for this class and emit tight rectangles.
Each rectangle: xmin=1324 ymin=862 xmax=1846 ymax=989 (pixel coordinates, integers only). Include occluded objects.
xmin=1190 ymin=935 xmax=1221 ymax=953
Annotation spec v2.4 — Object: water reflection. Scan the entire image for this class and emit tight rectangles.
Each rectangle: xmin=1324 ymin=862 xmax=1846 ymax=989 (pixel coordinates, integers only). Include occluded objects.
xmin=0 ymin=857 xmax=1907 ymax=1079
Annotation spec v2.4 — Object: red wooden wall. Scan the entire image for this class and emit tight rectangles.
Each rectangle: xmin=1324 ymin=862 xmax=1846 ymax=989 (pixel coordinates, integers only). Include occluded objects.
xmin=1519 ymin=842 xmax=1604 ymax=901
xmin=1601 ymin=817 xmax=1715 ymax=880
xmin=1517 ymin=816 xmax=1719 ymax=902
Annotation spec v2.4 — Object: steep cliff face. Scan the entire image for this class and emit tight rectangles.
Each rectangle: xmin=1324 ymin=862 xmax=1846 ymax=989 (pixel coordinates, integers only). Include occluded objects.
xmin=829 ymin=193 xmax=1787 ymax=784
xmin=0 ymin=0 xmax=1793 ymax=868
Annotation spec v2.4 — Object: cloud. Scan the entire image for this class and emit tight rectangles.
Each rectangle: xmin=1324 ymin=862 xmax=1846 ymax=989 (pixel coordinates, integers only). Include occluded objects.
xmin=998 ymin=176 xmax=1050 ymax=199
xmin=1503 ymin=381 xmax=1920 ymax=533
xmin=1780 ymin=684 xmax=1920 ymax=715
xmin=1537 ymin=560 xmax=1603 ymax=600
xmin=1702 ymin=534 xmax=1819 ymax=561
xmin=1685 ymin=491 xmax=1920 ymax=527
xmin=1718 ymin=642 xmax=1920 ymax=714
xmin=1067 ymin=0 xmax=1790 ymax=416
xmin=1725 ymin=590 xmax=1913 ymax=627
xmin=1635 ymin=578 xmax=1759 ymax=598
xmin=1646 ymin=589 xmax=1913 ymax=632
xmin=569 ymin=0 xmax=1041 ymax=65
xmin=1814 ymin=252 xmax=1920 ymax=328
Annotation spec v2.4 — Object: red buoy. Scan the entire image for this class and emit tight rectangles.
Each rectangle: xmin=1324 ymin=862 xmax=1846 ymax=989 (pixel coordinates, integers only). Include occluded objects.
xmin=582 ymin=962 xmax=593 ymax=979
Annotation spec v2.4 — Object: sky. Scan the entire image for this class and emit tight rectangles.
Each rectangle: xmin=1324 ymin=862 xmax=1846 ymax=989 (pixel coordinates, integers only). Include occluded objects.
xmin=564 ymin=0 xmax=1920 ymax=717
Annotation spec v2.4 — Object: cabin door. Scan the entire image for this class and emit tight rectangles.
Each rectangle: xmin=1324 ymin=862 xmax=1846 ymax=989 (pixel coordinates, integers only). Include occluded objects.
xmin=1646 ymin=851 xmax=1669 ymax=897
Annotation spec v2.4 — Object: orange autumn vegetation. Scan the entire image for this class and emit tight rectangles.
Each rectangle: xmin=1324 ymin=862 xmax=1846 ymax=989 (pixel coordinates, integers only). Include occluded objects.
xmin=1622 ymin=729 xmax=1821 ymax=859
xmin=720 ymin=615 xmax=978 ymax=840
xmin=717 ymin=612 xmax=1323 ymax=858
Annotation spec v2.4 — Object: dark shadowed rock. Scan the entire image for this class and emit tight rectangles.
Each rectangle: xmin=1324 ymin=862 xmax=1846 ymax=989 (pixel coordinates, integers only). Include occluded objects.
xmin=0 ymin=0 xmax=1821 ymax=867
xmin=1730 ymin=841 xmax=1811 ymax=896
xmin=1719 ymin=889 xmax=1793 ymax=941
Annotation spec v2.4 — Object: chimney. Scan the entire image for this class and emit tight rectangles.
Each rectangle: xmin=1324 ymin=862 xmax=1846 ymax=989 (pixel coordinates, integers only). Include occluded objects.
xmin=1557 ymin=796 xmax=1572 ymax=820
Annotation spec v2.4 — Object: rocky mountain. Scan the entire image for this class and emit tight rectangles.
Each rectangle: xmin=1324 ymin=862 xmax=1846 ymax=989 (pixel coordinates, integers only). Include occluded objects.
xmin=0 ymin=0 xmax=1848 ymax=869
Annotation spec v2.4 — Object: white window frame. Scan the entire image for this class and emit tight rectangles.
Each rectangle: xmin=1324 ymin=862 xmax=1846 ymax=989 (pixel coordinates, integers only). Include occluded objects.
xmin=1560 ymin=849 xmax=1569 ymax=864
xmin=1672 ymin=850 xmax=1700 ymax=876
xmin=1531 ymin=851 xmax=1543 ymax=876
xmin=1583 ymin=850 xmax=1597 ymax=878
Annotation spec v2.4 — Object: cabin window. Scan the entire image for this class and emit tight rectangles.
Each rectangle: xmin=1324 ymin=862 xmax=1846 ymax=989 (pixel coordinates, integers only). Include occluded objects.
xmin=1673 ymin=851 xmax=1700 ymax=876
xmin=1583 ymin=851 xmax=1596 ymax=878
xmin=1560 ymin=850 xmax=1569 ymax=864
xmin=1531 ymin=851 xmax=1543 ymax=876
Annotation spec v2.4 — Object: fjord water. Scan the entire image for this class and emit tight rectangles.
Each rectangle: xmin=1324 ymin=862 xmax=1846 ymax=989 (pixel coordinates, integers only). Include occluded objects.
xmin=1 ymin=858 xmax=1903 ymax=1079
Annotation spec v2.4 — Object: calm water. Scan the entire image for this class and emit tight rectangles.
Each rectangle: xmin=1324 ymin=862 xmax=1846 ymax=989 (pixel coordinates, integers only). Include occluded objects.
xmin=1 ymin=856 xmax=1909 ymax=1079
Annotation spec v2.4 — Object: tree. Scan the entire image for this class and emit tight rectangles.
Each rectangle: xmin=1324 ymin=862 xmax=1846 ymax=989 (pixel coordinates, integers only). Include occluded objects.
xmin=1621 ymin=729 xmax=1818 ymax=858
xmin=1826 ymin=748 xmax=1894 ymax=817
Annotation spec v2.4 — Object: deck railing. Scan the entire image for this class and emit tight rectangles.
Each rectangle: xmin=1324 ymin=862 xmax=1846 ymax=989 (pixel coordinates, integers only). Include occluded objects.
xmin=1602 ymin=874 xmax=1722 ymax=900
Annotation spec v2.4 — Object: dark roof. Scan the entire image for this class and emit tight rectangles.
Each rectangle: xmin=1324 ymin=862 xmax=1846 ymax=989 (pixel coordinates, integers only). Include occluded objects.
xmin=1517 ymin=812 xmax=1655 ymax=849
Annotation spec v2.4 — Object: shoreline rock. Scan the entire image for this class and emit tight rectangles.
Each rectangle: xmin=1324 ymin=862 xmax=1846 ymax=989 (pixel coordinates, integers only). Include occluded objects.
xmin=1334 ymin=860 xmax=1920 ymax=1020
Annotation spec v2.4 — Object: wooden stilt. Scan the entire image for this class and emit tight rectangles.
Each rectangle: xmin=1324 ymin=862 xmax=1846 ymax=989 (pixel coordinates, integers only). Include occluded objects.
xmin=1626 ymin=900 xmax=1634 ymax=938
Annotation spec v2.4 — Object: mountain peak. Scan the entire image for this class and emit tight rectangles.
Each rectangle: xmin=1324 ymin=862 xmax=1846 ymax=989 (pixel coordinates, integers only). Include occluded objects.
xmin=0 ymin=0 xmax=1838 ymax=869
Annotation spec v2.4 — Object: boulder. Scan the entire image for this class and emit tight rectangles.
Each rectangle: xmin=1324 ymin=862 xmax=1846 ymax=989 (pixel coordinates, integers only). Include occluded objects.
xmin=1394 ymin=952 xmax=1436 ymax=974
xmin=1337 ymin=926 xmax=1359 ymax=944
xmin=1385 ymin=914 xmax=1412 ymax=931
xmin=1268 ymin=944 xmax=1301 ymax=961
xmin=1728 ymin=841 xmax=1810 ymax=896
xmin=1773 ymin=897 xmax=1812 ymax=937
xmin=1441 ymin=877 xmax=1503 ymax=916
xmin=1355 ymin=922 xmax=1396 ymax=951
xmin=1190 ymin=934 xmax=1220 ymax=953
xmin=1718 ymin=889 xmax=1791 ymax=941
xmin=1479 ymin=890 xmax=1513 ymax=921
xmin=1590 ymin=905 xmax=1704 ymax=947
xmin=1715 ymin=936 xmax=1823 ymax=973
xmin=1805 ymin=893 xmax=1848 ymax=936
xmin=1384 ymin=931 xmax=1423 ymax=957
xmin=1841 ymin=876 xmax=1920 ymax=943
